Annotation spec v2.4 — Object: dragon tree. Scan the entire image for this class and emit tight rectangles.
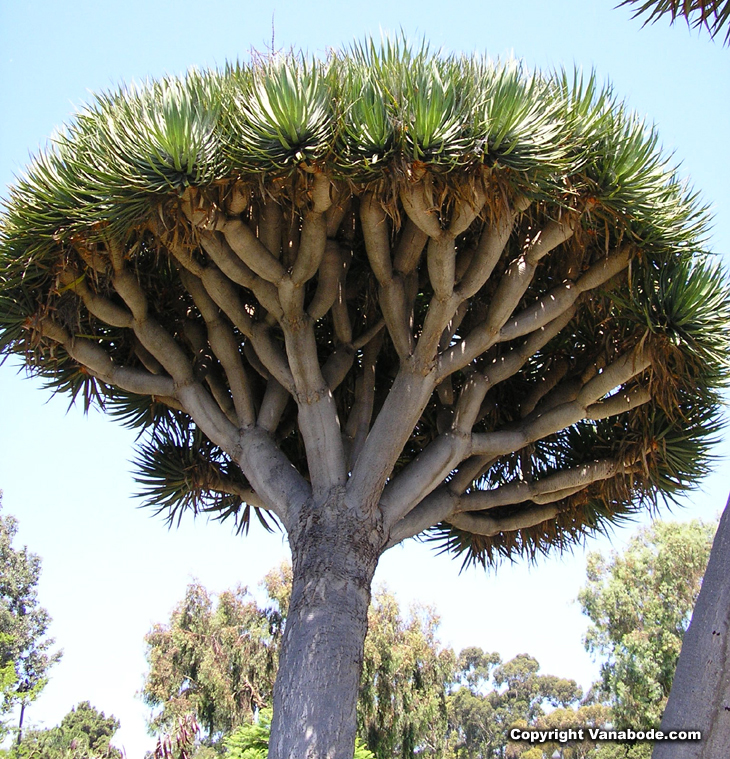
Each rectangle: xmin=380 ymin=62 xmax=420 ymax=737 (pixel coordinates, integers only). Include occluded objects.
xmin=1 ymin=40 xmax=728 ymax=759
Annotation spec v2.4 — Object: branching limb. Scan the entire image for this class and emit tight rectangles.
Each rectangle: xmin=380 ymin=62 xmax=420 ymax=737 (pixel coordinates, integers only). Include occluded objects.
xmin=456 ymin=457 xmax=635 ymax=512
xmin=259 ymin=198 xmax=283 ymax=259
xmin=236 ymin=426 xmax=311 ymax=528
xmin=183 ymin=317 xmax=237 ymax=424
xmin=393 ymin=217 xmax=428 ymax=275
xmin=399 ymin=177 xmax=443 ymax=238
xmin=385 ymin=486 xmax=458 ymax=548
xmin=331 ymin=280 xmax=352 ymax=345
xmin=347 ymin=367 xmax=437 ymax=504
xmin=307 ymin=241 xmax=344 ymax=321
xmin=321 ymin=346 xmax=355 ymax=391
xmin=439 ymin=216 xmax=576 ymax=377
xmin=472 ymin=346 xmax=652 ymax=457
xmin=381 ymin=370 xmax=487 ymax=528
xmin=199 ymin=231 xmax=282 ymax=318
xmin=59 ymin=270 xmax=133 ymax=328
xmin=218 ymin=217 xmax=286 ymax=285
xmin=280 ymin=320 xmax=347 ymax=493
xmin=382 ymin=306 xmax=578 ymax=528
xmin=179 ymin=269 xmax=257 ymax=427
xmin=257 ymin=378 xmax=290 ymax=433
xmin=499 ymin=247 xmax=630 ymax=342
xmin=446 ymin=505 xmax=560 ymax=537
xmin=290 ymin=173 xmax=331 ymax=286
xmin=344 ymin=332 xmax=382 ymax=469
xmin=456 ymin=197 xmax=529 ymax=300
xmin=520 ymin=360 xmax=569 ymax=418
xmin=38 ymin=318 xmax=174 ymax=397
xmin=108 ymin=247 xmax=240 ymax=453
xmin=586 ymin=385 xmax=651 ymax=419
xmin=360 ymin=193 xmax=414 ymax=360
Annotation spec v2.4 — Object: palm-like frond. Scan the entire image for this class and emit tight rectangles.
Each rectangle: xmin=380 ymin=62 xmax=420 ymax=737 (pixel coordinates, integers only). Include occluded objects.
xmin=134 ymin=420 xmax=276 ymax=535
xmin=621 ymin=0 xmax=730 ymax=43
xmin=223 ymin=56 xmax=332 ymax=173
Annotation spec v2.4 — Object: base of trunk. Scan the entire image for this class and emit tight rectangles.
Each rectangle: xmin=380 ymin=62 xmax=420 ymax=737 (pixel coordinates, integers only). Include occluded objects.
xmin=268 ymin=490 xmax=382 ymax=759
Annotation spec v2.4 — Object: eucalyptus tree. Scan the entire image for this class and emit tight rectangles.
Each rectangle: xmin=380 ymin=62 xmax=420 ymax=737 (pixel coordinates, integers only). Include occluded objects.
xmin=579 ymin=519 xmax=715 ymax=731
xmin=1 ymin=40 xmax=729 ymax=759
xmin=0 ymin=494 xmax=61 ymax=743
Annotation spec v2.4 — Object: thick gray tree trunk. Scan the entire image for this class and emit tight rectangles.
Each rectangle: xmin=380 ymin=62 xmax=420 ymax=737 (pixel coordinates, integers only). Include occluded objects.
xmin=653 ymin=494 xmax=730 ymax=759
xmin=268 ymin=488 xmax=383 ymax=759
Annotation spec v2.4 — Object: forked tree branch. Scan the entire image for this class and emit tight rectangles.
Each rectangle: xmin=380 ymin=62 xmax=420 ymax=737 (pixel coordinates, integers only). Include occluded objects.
xmin=386 ymin=455 xmax=638 ymax=545
xmin=381 ymin=344 xmax=652 ymax=532
xmin=38 ymin=318 xmax=175 ymax=397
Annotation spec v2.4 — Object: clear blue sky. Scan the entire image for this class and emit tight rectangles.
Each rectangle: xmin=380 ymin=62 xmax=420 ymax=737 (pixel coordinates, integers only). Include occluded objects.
xmin=1 ymin=1 xmax=728 ymax=756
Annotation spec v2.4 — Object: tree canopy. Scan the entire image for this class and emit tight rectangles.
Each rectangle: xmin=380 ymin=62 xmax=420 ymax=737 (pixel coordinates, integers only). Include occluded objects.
xmin=2 ymin=38 xmax=728 ymax=757
xmin=11 ymin=701 xmax=122 ymax=759
xmin=1 ymin=41 xmax=727 ymax=564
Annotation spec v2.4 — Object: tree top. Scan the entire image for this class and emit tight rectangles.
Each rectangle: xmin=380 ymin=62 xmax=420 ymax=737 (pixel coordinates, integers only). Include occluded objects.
xmin=1 ymin=39 xmax=729 ymax=565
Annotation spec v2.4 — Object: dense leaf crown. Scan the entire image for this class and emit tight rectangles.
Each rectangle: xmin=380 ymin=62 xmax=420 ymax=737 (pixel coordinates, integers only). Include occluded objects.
xmin=1 ymin=39 xmax=728 ymax=566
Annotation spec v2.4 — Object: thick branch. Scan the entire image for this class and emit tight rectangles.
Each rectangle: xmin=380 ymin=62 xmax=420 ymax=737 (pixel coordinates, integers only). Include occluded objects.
xmin=446 ymin=505 xmax=560 ymax=536
xmin=257 ymin=378 xmax=291 ymax=433
xmin=439 ymin=216 xmax=576 ymax=376
xmin=307 ymin=241 xmax=343 ymax=321
xmin=199 ymin=231 xmax=282 ymax=318
xmin=38 ymin=318 xmax=174 ymax=397
xmin=219 ymin=217 xmax=286 ymax=285
xmin=347 ymin=366 xmax=437 ymax=504
xmin=344 ymin=332 xmax=382 ymax=469
xmin=472 ymin=346 xmax=652 ymax=457
xmin=110 ymin=254 xmax=240 ymax=453
xmin=499 ymin=247 xmax=630 ymax=342
xmin=179 ymin=269 xmax=257 ymax=427
xmin=457 ymin=457 xmax=633 ymax=512
xmin=360 ymin=193 xmax=413 ymax=359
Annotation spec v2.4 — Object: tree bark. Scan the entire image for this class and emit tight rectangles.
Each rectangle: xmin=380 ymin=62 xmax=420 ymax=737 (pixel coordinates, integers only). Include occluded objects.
xmin=268 ymin=488 xmax=383 ymax=759
xmin=653 ymin=494 xmax=730 ymax=759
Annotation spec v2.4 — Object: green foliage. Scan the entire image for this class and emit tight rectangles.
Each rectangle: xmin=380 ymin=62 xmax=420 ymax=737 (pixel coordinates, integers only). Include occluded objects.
xmin=0 ymin=493 xmax=61 ymax=736
xmin=142 ymin=582 xmax=281 ymax=744
xmin=445 ymin=650 xmax=584 ymax=758
xmin=621 ymin=0 xmax=730 ymax=43
xmin=358 ymin=591 xmax=455 ymax=758
xmin=12 ymin=701 xmax=121 ymax=759
xmin=223 ymin=708 xmax=375 ymax=759
xmin=578 ymin=519 xmax=715 ymax=729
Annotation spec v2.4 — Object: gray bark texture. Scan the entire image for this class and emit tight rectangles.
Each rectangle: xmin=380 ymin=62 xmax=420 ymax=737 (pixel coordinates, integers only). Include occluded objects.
xmin=654 ymin=494 xmax=730 ymax=759
xmin=268 ymin=488 xmax=383 ymax=759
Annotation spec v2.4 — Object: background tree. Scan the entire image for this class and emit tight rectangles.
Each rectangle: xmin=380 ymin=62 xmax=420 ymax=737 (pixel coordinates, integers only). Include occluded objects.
xmin=0 ymin=493 xmax=61 ymax=744
xmin=11 ymin=701 xmax=122 ymax=759
xmin=2 ymin=39 xmax=729 ymax=758
xmin=445 ymin=650 xmax=583 ymax=758
xmin=142 ymin=582 xmax=280 ymax=746
xmin=528 ymin=702 xmax=614 ymax=759
xmin=358 ymin=591 xmax=455 ymax=758
xmin=578 ymin=519 xmax=715 ymax=730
